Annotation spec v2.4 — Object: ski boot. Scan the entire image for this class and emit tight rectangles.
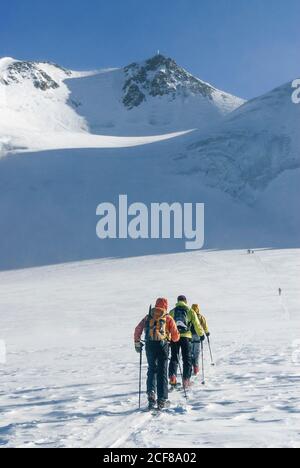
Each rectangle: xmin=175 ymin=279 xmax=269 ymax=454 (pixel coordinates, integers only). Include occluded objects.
xmin=148 ymin=392 xmax=156 ymax=410
xmin=169 ymin=375 xmax=177 ymax=387
xmin=183 ymin=379 xmax=191 ymax=389
xmin=157 ymin=399 xmax=171 ymax=411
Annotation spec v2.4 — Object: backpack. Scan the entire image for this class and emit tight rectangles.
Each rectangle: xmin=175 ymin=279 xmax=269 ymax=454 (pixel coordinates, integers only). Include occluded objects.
xmin=145 ymin=308 xmax=168 ymax=342
xmin=190 ymin=311 xmax=200 ymax=336
xmin=174 ymin=306 xmax=190 ymax=334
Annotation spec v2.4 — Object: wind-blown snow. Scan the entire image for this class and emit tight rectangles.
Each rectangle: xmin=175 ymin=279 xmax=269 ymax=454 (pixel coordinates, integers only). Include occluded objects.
xmin=0 ymin=249 xmax=299 ymax=448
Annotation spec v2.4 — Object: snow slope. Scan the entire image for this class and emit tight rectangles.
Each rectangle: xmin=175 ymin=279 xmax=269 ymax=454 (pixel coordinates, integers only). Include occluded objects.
xmin=0 ymin=55 xmax=299 ymax=270
xmin=180 ymin=82 xmax=300 ymax=201
xmin=0 ymin=58 xmax=87 ymax=147
xmin=0 ymin=249 xmax=299 ymax=448
xmin=0 ymin=136 xmax=299 ymax=271
xmin=0 ymin=55 xmax=243 ymax=155
xmin=67 ymin=55 xmax=244 ymax=136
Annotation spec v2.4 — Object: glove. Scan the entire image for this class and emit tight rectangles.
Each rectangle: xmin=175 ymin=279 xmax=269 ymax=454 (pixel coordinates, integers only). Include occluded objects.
xmin=200 ymin=335 xmax=206 ymax=342
xmin=135 ymin=341 xmax=144 ymax=353
xmin=206 ymin=332 xmax=210 ymax=338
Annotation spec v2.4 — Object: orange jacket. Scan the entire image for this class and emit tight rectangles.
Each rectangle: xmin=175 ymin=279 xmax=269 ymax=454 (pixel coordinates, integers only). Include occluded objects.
xmin=134 ymin=314 xmax=180 ymax=343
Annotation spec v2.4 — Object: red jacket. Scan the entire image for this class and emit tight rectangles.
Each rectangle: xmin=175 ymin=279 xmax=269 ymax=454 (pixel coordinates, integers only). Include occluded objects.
xmin=134 ymin=314 xmax=180 ymax=343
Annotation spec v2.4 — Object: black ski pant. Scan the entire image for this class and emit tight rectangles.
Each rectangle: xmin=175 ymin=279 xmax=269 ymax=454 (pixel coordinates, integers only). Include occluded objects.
xmin=145 ymin=341 xmax=169 ymax=401
xmin=169 ymin=337 xmax=192 ymax=381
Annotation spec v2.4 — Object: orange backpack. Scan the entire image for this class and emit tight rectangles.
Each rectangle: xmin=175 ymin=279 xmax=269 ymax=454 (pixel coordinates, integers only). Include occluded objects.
xmin=145 ymin=308 xmax=168 ymax=342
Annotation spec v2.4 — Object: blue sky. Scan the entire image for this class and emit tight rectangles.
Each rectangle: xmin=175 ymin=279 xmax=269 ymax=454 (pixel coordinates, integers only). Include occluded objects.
xmin=1 ymin=0 xmax=299 ymax=98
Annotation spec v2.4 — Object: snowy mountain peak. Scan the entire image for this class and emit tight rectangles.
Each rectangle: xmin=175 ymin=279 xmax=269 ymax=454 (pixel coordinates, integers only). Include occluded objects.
xmin=0 ymin=58 xmax=72 ymax=91
xmin=0 ymin=54 xmax=246 ymax=154
xmin=123 ymin=54 xmax=230 ymax=109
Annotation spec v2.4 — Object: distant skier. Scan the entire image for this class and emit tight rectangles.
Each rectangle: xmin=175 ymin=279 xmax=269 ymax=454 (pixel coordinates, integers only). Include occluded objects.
xmin=134 ymin=298 xmax=180 ymax=410
xmin=169 ymin=296 xmax=205 ymax=389
xmin=279 ymin=288 xmax=282 ymax=297
xmin=190 ymin=304 xmax=210 ymax=376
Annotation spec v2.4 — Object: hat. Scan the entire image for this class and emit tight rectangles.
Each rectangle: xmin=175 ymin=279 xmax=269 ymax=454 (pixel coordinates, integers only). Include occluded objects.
xmin=177 ymin=295 xmax=187 ymax=303
xmin=155 ymin=298 xmax=169 ymax=311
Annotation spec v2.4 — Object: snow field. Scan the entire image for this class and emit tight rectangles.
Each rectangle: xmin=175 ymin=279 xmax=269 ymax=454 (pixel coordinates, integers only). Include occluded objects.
xmin=0 ymin=249 xmax=299 ymax=447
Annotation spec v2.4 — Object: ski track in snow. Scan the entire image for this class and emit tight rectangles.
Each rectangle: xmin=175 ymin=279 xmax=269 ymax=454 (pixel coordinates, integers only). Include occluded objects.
xmin=0 ymin=249 xmax=299 ymax=448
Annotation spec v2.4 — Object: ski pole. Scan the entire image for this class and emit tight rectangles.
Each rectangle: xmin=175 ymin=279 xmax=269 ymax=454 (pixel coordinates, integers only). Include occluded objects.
xmin=178 ymin=350 xmax=188 ymax=402
xmin=201 ymin=340 xmax=205 ymax=385
xmin=138 ymin=343 xmax=144 ymax=410
xmin=207 ymin=336 xmax=215 ymax=367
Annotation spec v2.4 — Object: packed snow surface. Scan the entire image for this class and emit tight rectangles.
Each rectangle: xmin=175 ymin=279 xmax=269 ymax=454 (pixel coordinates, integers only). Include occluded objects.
xmin=0 ymin=249 xmax=299 ymax=448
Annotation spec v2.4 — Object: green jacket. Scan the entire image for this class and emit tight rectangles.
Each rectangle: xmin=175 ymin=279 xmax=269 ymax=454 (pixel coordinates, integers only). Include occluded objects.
xmin=169 ymin=302 xmax=204 ymax=339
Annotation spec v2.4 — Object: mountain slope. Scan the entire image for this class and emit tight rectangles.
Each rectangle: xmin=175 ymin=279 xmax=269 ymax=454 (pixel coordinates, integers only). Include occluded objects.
xmin=0 ymin=55 xmax=244 ymax=155
xmin=68 ymin=54 xmax=244 ymax=136
xmin=0 ymin=55 xmax=299 ymax=270
xmin=0 ymin=138 xmax=299 ymax=271
xmin=0 ymin=57 xmax=89 ymax=154
xmin=176 ymin=82 xmax=300 ymax=201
